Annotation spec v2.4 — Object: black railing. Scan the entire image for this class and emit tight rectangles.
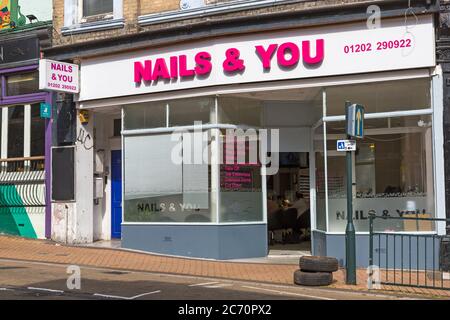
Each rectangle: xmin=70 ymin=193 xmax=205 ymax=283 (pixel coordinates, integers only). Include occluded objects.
xmin=369 ymin=214 xmax=450 ymax=290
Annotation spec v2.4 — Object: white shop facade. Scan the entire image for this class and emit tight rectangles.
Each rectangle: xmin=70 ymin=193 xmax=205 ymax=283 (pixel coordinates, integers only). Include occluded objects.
xmin=69 ymin=13 xmax=445 ymax=265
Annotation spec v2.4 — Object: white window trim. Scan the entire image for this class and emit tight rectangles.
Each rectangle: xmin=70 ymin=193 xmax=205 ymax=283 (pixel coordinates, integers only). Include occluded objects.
xmin=62 ymin=0 xmax=124 ymax=36
xmin=138 ymin=0 xmax=300 ymax=26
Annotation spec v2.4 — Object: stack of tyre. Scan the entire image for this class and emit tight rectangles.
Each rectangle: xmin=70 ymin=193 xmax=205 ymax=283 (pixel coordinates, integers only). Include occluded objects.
xmin=294 ymin=256 xmax=339 ymax=286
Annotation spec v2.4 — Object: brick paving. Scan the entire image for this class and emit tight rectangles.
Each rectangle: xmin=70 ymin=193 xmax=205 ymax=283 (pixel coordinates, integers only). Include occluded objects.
xmin=0 ymin=235 xmax=449 ymax=298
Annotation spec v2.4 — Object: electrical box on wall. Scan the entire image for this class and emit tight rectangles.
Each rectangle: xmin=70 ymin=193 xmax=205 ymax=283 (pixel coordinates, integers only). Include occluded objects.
xmin=94 ymin=177 xmax=104 ymax=200
xmin=95 ymin=150 xmax=105 ymax=174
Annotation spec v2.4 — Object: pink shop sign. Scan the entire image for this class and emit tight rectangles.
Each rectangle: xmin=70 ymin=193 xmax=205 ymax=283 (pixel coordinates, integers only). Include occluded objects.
xmin=79 ymin=15 xmax=435 ymax=102
xmin=39 ymin=59 xmax=80 ymax=94
xmin=133 ymin=40 xmax=325 ymax=83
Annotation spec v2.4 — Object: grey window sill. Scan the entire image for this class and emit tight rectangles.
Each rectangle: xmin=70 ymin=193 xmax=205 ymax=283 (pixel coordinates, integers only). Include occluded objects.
xmin=138 ymin=0 xmax=304 ymax=26
xmin=61 ymin=18 xmax=125 ymax=36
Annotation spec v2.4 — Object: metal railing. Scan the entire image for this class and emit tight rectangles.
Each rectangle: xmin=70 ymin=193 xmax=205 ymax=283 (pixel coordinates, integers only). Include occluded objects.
xmin=369 ymin=214 xmax=450 ymax=290
xmin=0 ymin=156 xmax=45 ymax=173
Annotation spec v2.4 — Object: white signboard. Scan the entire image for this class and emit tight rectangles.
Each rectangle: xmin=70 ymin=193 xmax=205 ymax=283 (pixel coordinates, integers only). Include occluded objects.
xmin=337 ymin=140 xmax=356 ymax=151
xmin=39 ymin=59 xmax=80 ymax=93
xmin=79 ymin=15 xmax=435 ymax=102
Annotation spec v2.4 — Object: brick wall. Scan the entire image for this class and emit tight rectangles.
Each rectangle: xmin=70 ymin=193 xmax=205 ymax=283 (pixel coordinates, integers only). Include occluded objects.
xmin=51 ymin=0 xmax=384 ymax=48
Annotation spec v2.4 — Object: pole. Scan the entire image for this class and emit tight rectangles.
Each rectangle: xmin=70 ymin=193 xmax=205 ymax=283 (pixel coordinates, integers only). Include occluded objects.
xmin=345 ymin=101 xmax=357 ymax=285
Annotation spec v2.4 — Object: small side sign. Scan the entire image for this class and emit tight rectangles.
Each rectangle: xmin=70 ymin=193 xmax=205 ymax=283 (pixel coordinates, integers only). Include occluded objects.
xmin=337 ymin=139 xmax=356 ymax=152
xmin=40 ymin=103 xmax=52 ymax=119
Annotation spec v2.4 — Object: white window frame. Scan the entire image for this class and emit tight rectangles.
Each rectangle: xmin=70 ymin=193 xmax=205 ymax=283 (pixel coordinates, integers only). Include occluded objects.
xmin=63 ymin=0 xmax=124 ymax=33
xmin=79 ymin=0 xmax=114 ymax=22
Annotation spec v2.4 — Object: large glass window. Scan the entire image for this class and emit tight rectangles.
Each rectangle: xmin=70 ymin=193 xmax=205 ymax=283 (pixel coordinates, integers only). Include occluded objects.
xmin=218 ymin=96 xmax=264 ymax=127
xmin=219 ymin=129 xmax=263 ymax=222
xmin=124 ymin=132 xmax=215 ymax=223
xmin=123 ymin=102 xmax=166 ymax=130
xmin=325 ymin=114 xmax=434 ymax=232
xmin=169 ymin=97 xmax=213 ymax=126
xmin=314 ymin=124 xmax=326 ymax=231
xmin=6 ymin=72 xmax=39 ymax=96
xmin=326 ymin=78 xmax=430 ymax=116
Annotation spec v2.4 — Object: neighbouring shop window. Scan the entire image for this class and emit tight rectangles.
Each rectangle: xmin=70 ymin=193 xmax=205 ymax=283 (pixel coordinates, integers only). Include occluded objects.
xmin=30 ymin=104 xmax=45 ymax=157
xmin=7 ymin=106 xmax=24 ymax=172
xmin=5 ymin=72 xmax=39 ymax=96
xmin=7 ymin=106 xmax=24 ymax=158
xmin=169 ymin=97 xmax=214 ymax=126
xmin=325 ymin=78 xmax=431 ymax=116
xmin=124 ymin=132 xmax=215 ymax=223
xmin=83 ymin=0 xmax=113 ymax=17
xmin=219 ymin=129 xmax=263 ymax=222
xmin=123 ymin=102 xmax=166 ymax=130
xmin=325 ymin=115 xmax=434 ymax=232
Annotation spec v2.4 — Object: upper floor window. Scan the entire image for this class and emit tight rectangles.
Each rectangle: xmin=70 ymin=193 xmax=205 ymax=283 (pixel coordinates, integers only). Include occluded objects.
xmin=63 ymin=0 xmax=123 ymax=31
xmin=82 ymin=0 xmax=113 ymax=19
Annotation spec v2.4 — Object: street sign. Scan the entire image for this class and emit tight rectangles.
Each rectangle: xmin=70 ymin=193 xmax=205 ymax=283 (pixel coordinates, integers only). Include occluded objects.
xmin=40 ymin=103 xmax=52 ymax=119
xmin=337 ymin=139 xmax=356 ymax=152
xmin=346 ymin=104 xmax=364 ymax=138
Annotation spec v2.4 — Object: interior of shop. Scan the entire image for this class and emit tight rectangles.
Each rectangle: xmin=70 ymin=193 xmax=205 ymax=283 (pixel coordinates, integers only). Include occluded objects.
xmin=225 ymin=88 xmax=323 ymax=254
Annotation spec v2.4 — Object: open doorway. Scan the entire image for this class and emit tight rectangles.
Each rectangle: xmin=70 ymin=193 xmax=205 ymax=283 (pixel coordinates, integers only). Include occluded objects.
xmin=225 ymin=88 xmax=322 ymax=256
xmin=267 ymin=152 xmax=311 ymax=252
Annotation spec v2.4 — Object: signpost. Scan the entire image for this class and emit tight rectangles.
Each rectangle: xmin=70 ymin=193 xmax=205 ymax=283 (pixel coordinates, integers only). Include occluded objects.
xmin=343 ymin=101 xmax=364 ymax=285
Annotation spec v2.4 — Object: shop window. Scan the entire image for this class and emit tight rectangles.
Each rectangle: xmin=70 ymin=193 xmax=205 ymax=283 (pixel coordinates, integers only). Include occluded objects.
xmin=219 ymin=129 xmax=263 ymax=222
xmin=218 ymin=96 xmax=263 ymax=127
xmin=325 ymin=78 xmax=431 ymax=116
xmin=5 ymin=72 xmax=39 ymax=96
xmin=123 ymin=132 xmax=215 ymax=223
xmin=123 ymin=102 xmax=167 ymax=130
xmin=325 ymin=115 xmax=434 ymax=232
xmin=314 ymin=124 xmax=326 ymax=231
xmin=82 ymin=0 xmax=113 ymax=18
xmin=30 ymin=104 xmax=45 ymax=157
xmin=169 ymin=97 xmax=214 ymax=127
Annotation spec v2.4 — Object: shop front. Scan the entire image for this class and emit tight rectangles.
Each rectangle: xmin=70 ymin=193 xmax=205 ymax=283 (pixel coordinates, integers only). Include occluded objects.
xmin=76 ymin=14 xmax=444 ymax=264
xmin=0 ymin=33 xmax=52 ymax=239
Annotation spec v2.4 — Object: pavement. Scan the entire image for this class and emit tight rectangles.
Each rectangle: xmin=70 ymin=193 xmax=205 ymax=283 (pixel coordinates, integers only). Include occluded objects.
xmin=0 ymin=235 xmax=449 ymax=299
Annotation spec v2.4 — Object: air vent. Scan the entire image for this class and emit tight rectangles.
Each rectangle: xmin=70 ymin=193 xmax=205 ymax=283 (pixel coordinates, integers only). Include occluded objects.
xmin=180 ymin=0 xmax=205 ymax=10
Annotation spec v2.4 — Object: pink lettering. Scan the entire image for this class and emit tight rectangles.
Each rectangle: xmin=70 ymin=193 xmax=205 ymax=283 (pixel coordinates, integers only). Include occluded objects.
xmin=152 ymin=58 xmax=170 ymax=81
xmin=170 ymin=56 xmax=178 ymax=79
xmin=194 ymin=51 xmax=212 ymax=75
xmin=134 ymin=61 xmax=152 ymax=82
xmin=302 ymin=39 xmax=324 ymax=64
xmin=255 ymin=44 xmax=277 ymax=69
xmin=179 ymin=55 xmax=195 ymax=77
xmin=277 ymin=42 xmax=300 ymax=67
